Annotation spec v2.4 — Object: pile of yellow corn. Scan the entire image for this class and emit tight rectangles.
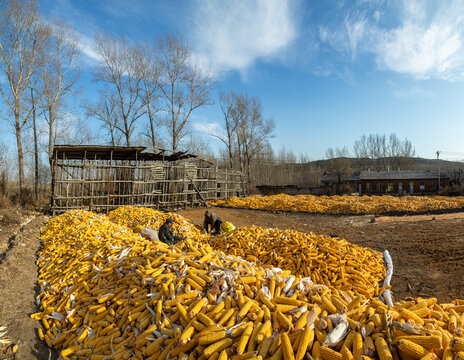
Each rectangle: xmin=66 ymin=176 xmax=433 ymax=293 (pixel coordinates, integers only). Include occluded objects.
xmin=108 ymin=206 xmax=204 ymax=239
xmin=33 ymin=208 xmax=464 ymax=360
xmin=209 ymin=194 xmax=464 ymax=214
xmin=205 ymin=226 xmax=386 ymax=298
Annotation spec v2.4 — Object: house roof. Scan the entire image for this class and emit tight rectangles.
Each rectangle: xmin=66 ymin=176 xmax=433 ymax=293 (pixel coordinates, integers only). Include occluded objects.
xmin=359 ymin=170 xmax=448 ymax=181
xmin=53 ymin=145 xmax=200 ymax=162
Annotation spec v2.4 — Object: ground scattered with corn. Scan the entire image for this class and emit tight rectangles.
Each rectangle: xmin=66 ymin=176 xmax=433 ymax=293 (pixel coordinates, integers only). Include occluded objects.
xmin=209 ymin=195 xmax=464 ymax=215
xmin=0 ymin=207 xmax=463 ymax=359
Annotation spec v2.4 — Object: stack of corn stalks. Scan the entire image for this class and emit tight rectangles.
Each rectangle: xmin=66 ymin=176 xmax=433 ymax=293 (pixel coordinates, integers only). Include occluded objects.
xmin=209 ymin=195 xmax=464 ymax=214
xmin=205 ymin=226 xmax=386 ymax=298
xmin=33 ymin=209 xmax=464 ymax=359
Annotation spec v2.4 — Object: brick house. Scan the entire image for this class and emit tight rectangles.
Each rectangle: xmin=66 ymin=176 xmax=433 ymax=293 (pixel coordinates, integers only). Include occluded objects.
xmin=356 ymin=170 xmax=449 ymax=195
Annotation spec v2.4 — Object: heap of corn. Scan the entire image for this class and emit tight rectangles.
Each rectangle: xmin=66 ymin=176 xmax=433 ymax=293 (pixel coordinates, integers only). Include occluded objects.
xmin=209 ymin=194 xmax=464 ymax=214
xmin=33 ymin=209 xmax=464 ymax=360
xmin=205 ymin=226 xmax=386 ymax=298
xmin=108 ymin=206 xmax=203 ymax=239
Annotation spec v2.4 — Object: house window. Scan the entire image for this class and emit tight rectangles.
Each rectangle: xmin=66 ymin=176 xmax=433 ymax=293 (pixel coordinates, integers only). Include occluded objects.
xmin=430 ymin=181 xmax=436 ymax=191
xmin=376 ymin=183 xmax=382 ymax=191
xmin=420 ymin=182 xmax=425 ymax=191
xmin=366 ymin=183 xmax=371 ymax=191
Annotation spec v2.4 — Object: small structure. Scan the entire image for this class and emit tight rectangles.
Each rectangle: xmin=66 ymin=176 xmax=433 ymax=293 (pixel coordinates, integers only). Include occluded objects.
xmin=356 ymin=170 xmax=449 ymax=195
xmin=321 ymin=170 xmax=450 ymax=195
xmin=51 ymin=145 xmax=243 ymax=214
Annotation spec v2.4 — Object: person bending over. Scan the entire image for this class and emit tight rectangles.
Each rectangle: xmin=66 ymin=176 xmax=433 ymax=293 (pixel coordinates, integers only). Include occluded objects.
xmin=158 ymin=218 xmax=186 ymax=245
xmin=203 ymin=210 xmax=223 ymax=235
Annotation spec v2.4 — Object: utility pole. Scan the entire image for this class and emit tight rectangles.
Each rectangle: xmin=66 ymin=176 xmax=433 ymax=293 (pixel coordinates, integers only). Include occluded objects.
xmin=436 ymin=150 xmax=441 ymax=191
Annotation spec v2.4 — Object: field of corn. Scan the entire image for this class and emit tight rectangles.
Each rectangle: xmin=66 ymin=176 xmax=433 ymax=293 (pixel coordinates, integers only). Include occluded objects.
xmin=209 ymin=195 xmax=464 ymax=214
xmin=31 ymin=206 xmax=464 ymax=360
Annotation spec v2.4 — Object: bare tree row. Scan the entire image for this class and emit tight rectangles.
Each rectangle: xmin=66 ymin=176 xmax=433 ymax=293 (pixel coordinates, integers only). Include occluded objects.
xmin=0 ymin=0 xmax=80 ymax=198
xmin=85 ymin=33 xmax=214 ymax=152
xmin=326 ymin=133 xmax=416 ymax=171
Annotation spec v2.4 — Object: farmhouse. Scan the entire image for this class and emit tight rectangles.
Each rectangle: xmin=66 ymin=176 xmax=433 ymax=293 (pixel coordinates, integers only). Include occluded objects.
xmin=321 ymin=170 xmax=450 ymax=195
xmin=357 ymin=170 xmax=449 ymax=195
xmin=51 ymin=145 xmax=243 ymax=214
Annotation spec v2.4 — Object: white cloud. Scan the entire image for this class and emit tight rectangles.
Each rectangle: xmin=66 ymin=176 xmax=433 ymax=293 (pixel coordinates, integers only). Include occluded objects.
xmin=318 ymin=13 xmax=375 ymax=61
xmin=375 ymin=2 xmax=464 ymax=79
xmin=391 ymin=84 xmax=434 ymax=99
xmin=192 ymin=122 xmax=222 ymax=137
xmin=75 ymin=32 xmax=102 ymax=64
xmin=318 ymin=0 xmax=464 ymax=80
xmin=192 ymin=0 xmax=297 ymax=74
xmin=345 ymin=15 xmax=369 ymax=59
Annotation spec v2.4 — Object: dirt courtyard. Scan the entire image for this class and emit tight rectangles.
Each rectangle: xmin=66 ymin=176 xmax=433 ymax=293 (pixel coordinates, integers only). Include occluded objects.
xmin=0 ymin=207 xmax=463 ymax=359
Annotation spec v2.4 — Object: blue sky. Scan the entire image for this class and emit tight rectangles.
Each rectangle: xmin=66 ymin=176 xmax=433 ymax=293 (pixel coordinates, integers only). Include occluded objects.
xmin=32 ymin=0 xmax=464 ymax=161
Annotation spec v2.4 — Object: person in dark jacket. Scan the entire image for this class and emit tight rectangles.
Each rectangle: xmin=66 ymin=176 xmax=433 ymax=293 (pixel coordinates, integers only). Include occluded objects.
xmin=158 ymin=218 xmax=186 ymax=245
xmin=203 ymin=210 xmax=223 ymax=235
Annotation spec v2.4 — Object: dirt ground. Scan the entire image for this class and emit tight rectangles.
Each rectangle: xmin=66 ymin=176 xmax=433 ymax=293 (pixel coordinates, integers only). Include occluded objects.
xmin=0 ymin=210 xmax=51 ymax=360
xmin=0 ymin=207 xmax=463 ymax=359
xmin=179 ymin=207 xmax=464 ymax=303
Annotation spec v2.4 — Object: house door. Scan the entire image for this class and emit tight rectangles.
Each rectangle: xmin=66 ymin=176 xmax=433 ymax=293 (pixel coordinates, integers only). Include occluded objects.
xmin=398 ymin=183 xmax=403 ymax=194
xmin=409 ymin=182 xmax=414 ymax=194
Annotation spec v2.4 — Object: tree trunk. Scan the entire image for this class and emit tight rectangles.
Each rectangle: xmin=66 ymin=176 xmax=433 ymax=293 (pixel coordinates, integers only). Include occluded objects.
xmin=123 ymin=117 xmax=131 ymax=146
xmin=228 ymin=148 xmax=233 ymax=169
xmin=172 ymin=131 xmax=177 ymax=152
xmin=32 ymin=89 xmax=38 ymax=201
xmin=110 ymin=129 xmax=115 ymax=146
xmin=48 ymin=106 xmax=54 ymax=165
xmin=148 ymin=106 xmax=156 ymax=150
xmin=247 ymin=156 xmax=252 ymax=186
xmin=227 ymin=133 xmax=233 ymax=169
xmin=15 ymin=112 xmax=25 ymax=197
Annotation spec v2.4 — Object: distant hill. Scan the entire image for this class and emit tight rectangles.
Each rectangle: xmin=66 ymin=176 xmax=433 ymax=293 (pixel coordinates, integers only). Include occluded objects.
xmin=311 ymin=157 xmax=464 ymax=173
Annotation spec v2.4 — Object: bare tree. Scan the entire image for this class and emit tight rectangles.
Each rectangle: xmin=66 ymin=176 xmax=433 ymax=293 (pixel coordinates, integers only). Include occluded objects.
xmin=83 ymin=90 xmax=122 ymax=146
xmin=326 ymin=146 xmax=350 ymax=159
xmin=94 ymin=34 xmax=146 ymax=146
xmin=277 ymin=146 xmax=297 ymax=164
xmin=212 ymin=90 xmax=238 ymax=168
xmin=0 ymin=0 xmax=47 ymax=195
xmin=184 ymin=134 xmax=213 ymax=159
xmin=232 ymin=93 xmax=275 ymax=186
xmin=353 ymin=133 xmax=415 ymax=170
xmin=158 ymin=34 xmax=214 ymax=151
xmin=326 ymin=158 xmax=352 ymax=184
xmin=40 ymin=20 xmax=81 ymax=164
xmin=29 ymin=85 xmax=40 ymax=199
xmin=139 ymin=42 xmax=161 ymax=150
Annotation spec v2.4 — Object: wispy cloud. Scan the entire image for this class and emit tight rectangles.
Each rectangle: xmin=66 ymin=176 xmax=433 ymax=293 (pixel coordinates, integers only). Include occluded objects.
xmin=314 ymin=65 xmax=356 ymax=86
xmin=75 ymin=32 xmax=101 ymax=65
xmin=192 ymin=121 xmax=222 ymax=137
xmin=192 ymin=0 xmax=297 ymax=75
xmin=318 ymin=0 xmax=464 ymax=80
xmin=389 ymin=82 xmax=434 ymax=99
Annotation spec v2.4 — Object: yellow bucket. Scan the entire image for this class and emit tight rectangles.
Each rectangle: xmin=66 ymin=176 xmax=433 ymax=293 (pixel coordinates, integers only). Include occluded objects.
xmin=221 ymin=221 xmax=236 ymax=232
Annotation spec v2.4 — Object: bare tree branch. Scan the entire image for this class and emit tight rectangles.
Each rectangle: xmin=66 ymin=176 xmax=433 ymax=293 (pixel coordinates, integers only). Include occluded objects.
xmin=157 ymin=34 xmax=215 ymax=151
